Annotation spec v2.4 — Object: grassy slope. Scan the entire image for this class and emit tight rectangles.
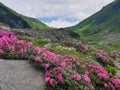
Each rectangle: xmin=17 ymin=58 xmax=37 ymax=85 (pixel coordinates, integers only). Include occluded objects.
xmin=0 ymin=2 xmax=49 ymax=29
xmin=66 ymin=0 xmax=120 ymax=46
xmin=22 ymin=16 xmax=49 ymax=30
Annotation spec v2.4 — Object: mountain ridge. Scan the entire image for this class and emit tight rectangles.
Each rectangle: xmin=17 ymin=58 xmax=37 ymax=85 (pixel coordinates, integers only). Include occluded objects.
xmin=66 ymin=0 xmax=120 ymax=44
xmin=0 ymin=2 xmax=49 ymax=29
xmin=0 ymin=2 xmax=80 ymax=42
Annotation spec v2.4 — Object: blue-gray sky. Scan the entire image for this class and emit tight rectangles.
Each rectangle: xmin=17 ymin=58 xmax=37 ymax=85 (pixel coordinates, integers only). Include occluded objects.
xmin=0 ymin=0 xmax=114 ymax=28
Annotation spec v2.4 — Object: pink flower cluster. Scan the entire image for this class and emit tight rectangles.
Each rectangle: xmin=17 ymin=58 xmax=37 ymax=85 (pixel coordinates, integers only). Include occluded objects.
xmin=111 ymin=52 xmax=120 ymax=58
xmin=104 ymin=78 xmax=120 ymax=88
xmin=45 ymin=67 xmax=63 ymax=86
xmin=87 ymin=64 xmax=109 ymax=79
xmin=0 ymin=30 xmax=33 ymax=59
xmin=83 ymin=71 xmax=91 ymax=83
xmin=112 ymin=79 xmax=120 ymax=88
xmin=41 ymin=53 xmax=80 ymax=86
xmin=83 ymin=64 xmax=120 ymax=89
xmin=61 ymin=39 xmax=90 ymax=54
xmin=94 ymin=51 xmax=114 ymax=66
xmin=71 ymin=74 xmax=81 ymax=81
xmin=0 ymin=30 xmax=120 ymax=89
xmin=37 ymin=49 xmax=119 ymax=89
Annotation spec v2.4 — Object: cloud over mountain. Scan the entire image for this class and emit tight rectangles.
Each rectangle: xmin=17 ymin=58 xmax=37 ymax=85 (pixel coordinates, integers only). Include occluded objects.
xmin=0 ymin=0 xmax=114 ymax=28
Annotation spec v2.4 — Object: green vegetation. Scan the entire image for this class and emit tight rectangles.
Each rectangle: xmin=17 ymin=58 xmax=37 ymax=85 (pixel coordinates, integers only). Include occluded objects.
xmin=33 ymin=39 xmax=51 ymax=47
xmin=22 ymin=16 xmax=49 ymax=30
xmin=18 ymin=36 xmax=92 ymax=63
xmin=92 ymin=43 xmax=120 ymax=52
xmin=32 ymin=39 xmax=87 ymax=59
xmin=0 ymin=0 xmax=120 ymax=89
xmin=75 ymin=25 xmax=90 ymax=34
xmin=66 ymin=0 xmax=120 ymax=47
xmin=1 ymin=28 xmax=120 ymax=90
xmin=105 ymin=66 xmax=117 ymax=75
xmin=0 ymin=2 xmax=49 ymax=29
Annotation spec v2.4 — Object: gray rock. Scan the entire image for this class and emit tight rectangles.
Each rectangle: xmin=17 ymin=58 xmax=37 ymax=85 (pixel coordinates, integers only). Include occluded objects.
xmin=0 ymin=59 xmax=45 ymax=90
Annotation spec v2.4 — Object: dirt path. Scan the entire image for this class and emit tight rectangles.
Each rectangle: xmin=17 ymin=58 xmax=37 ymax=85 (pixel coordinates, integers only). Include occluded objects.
xmin=0 ymin=59 xmax=45 ymax=90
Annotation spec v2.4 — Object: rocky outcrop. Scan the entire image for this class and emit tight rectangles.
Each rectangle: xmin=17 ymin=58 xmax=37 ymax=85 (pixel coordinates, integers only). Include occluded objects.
xmin=0 ymin=59 xmax=45 ymax=90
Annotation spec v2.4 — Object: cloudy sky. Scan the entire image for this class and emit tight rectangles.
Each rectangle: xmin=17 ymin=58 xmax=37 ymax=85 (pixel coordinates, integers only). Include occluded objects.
xmin=0 ymin=0 xmax=114 ymax=28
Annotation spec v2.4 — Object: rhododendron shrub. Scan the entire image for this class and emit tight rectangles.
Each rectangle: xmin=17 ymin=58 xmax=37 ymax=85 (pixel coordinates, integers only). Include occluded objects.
xmin=32 ymin=49 xmax=120 ymax=89
xmin=37 ymin=51 xmax=120 ymax=90
xmin=61 ymin=39 xmax=91 ymax=54
xmin=110 ymin=52 xmax=120 ymax=59
xmin=61 ymin=39 xmax=116 ymax=68
xmin=0 ymin=30 xmax=120 ymax=90
xmin=92 ymin=51 xmax=115 ymax=67
xmin=82 ymin=64 xmax=120 ymax=89
xmin=0 ymin=30 xmax=34 ymax=59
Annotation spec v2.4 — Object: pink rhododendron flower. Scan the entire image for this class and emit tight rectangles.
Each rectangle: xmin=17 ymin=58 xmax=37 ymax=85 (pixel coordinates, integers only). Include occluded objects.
xmin=25 ymin=42 xmax=32 ymax=48
xmin=104 ymin=83 xmax=108 ymax=88
xmin=60 ymin=61 xmax=66 ymax=67
xmin=57 ymin=74 xmax=63 ymax=82
xmin=71 ymin=74 xmax=81 ymax=81
xmin=45 ymin=71 xmax=50 ymax=77
xmin=45 ymin=77 xmax=50 ymax=82
xmin=44 ymin=64 xmax=49 ymax=69
xmin=42 ymin=64 xmax=49 ymax=69
xmin=76 ymin=74 xmax=81 ymax=81
xmin=83 ymin=75 xmax=91 ymax=83
xmin=112 ymin=79 xmax=120 ymax=88
xmin=76 ymin=61 xmax=80 ymax=66
xmin=71 ymin=74 xmax=76 ymax=79
xmin=18 ymin=49 xmax=26 ymax=54
xmin=85 ymin=71 xmax=89 ymax=75
xmin=88 ymin=84 xmax=94 ymax=90
xmin=49 ymin=78 xmax=55 ymax=87
xmin=98 ymin=73 xmax=109 ymax=79
xmin=66 ymin=66 xmax=72 ymax=70
xmin=35 ymin=56 xmax=41 ymax=62
xmin=17 ymin=40 xmax=24 ymax=46
xmin=35 ymin=47 xmax=41 ymax=55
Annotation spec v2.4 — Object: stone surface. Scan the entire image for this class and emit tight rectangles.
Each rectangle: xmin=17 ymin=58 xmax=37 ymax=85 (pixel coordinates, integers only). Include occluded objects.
xmin=0 ymin=59 xmax=45 ymax=90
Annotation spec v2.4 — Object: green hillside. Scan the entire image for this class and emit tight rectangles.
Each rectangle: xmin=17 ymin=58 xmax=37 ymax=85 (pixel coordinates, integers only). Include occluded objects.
xmin=0 ymin=2 xmax=49 ymax=29
xmin=67 ymin=0 xmax=120 ymax=44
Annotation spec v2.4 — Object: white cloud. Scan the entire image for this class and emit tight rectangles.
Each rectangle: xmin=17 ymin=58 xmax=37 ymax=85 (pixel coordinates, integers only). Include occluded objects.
xmin=0 ymin=0 xmax=115 ymax=28
xmin=43 ymin=19 xmax=79 ymax=28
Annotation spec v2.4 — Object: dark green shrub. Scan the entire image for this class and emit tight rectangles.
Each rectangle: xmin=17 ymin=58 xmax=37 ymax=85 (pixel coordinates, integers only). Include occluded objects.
xmin=105 ymin=66 xmax=117 ymax=75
